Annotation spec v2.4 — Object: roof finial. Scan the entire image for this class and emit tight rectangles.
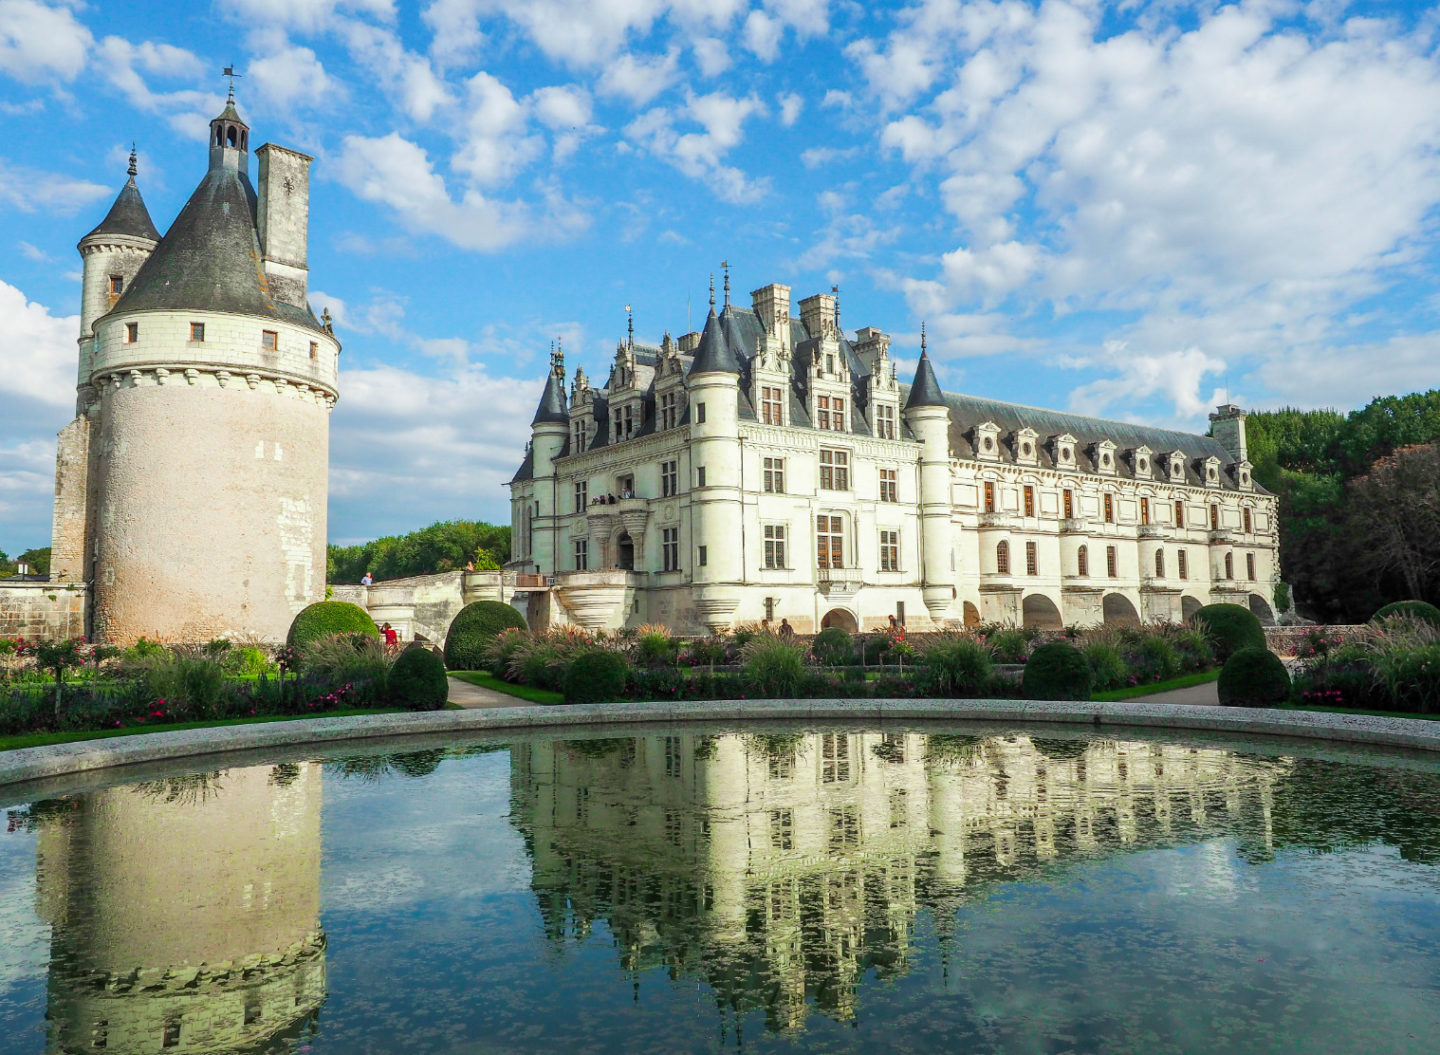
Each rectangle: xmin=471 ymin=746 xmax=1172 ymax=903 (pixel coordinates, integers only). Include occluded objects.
xmin=920 ymin=320 xmax=927 ymax=355
xmin=708 ymin=273 xmax=715 ymax=310
xmin=222 ymin=64 xmax=241 ymax=103
xmin=722 ymin=260 xmax=730 ymax=307
xmin=127 ymin=142 xmax=138 ymax=178
xmin=831 ymin=284 xmax=840 ymax=334
xmin=625 ymin=303 xmax=633 ymax=348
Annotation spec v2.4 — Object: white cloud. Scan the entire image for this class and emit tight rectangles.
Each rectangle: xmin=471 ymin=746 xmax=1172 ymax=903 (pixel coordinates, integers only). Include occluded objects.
xmin=227 ymin=0 xmax=394 ymax=34
xmin=597 ymin=49 xmax=679 ymax=106
xmin=530 ymin=84 xmax=600 ymax=160
xmin=0 ymin=279 xmax=73 ymax=410
xmin=800 ymin=145 xmax=859 ymax=169
xmin=1068 ymin=346 xmax=1227 ymax=423
xmin=743 ymin=0 xmax=829 ymax=62
xmin=692 ymin=37 xmax=730 ymax=77
xmin=742 ymin=10 xmax=783 ymax=61
xmin=247 ymin=31 xmax=341 ymax=112
xmin=777 ymin=91 xmax=803 ymax=127
xmin=0 ymin=0 xmax=91 ymax=85
xmin=340 ymin=21 xmax=453 ymax=122
xmin=1251 ymin=334 xmax=1440 ymax=410
xmin=453 ymin=72 xmax=544 ymax=187
xmin=0 ymin=159 xmax=108 ymax=215
xmin=625 ymin=90 xmax=769 ymax=203
xmin=94 ymin=36 xmax=210 ymax=128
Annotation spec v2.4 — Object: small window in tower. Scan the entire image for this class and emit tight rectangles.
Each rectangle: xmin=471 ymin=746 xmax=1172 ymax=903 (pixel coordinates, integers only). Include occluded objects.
xmin=309 ymin=341 xmax=318 ymax=359
xmin=125 ymin=322 xmax=138 ymax=343
xmin=698 ymin=545 xmax=708 ymax=567
xmin=695 ymin=402 xmax=706 ymax=424
xmin=262 ymin=330 xmax=278 ymax=351
xmin=227 ymin=125 xmax=238 ymax=147
xmin=190 ymin=322 xmax=205 ymax=342
xmin=108 ymin=274 xmax=123 ymax=294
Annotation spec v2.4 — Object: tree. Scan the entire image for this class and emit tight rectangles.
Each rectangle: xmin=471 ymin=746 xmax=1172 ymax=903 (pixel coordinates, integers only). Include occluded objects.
xmin=18 ymin=547 xmax=50 ymax=576
xmin=1348 ymin=444 xmax=1440 ymax=604
xmin=327 ymin=520 xmax=512 ymax=583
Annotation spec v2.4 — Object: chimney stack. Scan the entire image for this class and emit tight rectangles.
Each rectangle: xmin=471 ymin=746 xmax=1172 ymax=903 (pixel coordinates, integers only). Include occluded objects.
xmin=256 ymin=144 xmax=313 ymax=309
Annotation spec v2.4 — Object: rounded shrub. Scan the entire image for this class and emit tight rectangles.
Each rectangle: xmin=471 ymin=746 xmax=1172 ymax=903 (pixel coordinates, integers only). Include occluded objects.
xmin=562 ymin=649 xmax=631 ymax=704
xmin=1217 ymin=646 xmax=1290 ymax=708
xmin=1192 ymin=603 xmax=1266 ymax=663
xmin=444 ymin=601 xmax=527 ymax=671
xmin=1021 ymin=641 xmax=1094 ymax=701
xmin=920 ymin=635 xmax=993 ymax=696
xmin=288 ymin=601 xmax=378 ymax=649
xmin=1372 ymin=601 xmax=1440 ymax=628
xmin=388 ymin=647 xmax=449 ymax=711
xmin=812 ymin=626 xmax=854 ymax=667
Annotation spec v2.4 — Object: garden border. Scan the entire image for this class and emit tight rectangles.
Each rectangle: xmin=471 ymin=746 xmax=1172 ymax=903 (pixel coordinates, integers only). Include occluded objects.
xmin=5 ymin=698 xmax=1440 ymax=790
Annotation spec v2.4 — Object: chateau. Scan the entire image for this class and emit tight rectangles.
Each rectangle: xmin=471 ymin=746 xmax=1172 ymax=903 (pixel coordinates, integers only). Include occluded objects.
xmin=44 ymin=91 xmax=339 ymax=644
xmin=509 ymin=275 xmax=1280 ymax=633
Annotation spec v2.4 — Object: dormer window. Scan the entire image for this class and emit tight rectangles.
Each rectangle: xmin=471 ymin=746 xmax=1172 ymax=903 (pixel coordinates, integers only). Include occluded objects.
xmin=1236 ymin=460 xmax=1253 ymax=490
xmin=760 ymin=386 xmax=784 ymax=426
xmin=1167 ymin=451 xmax=1186 ymax=483
xmin=1014 ymin=428 xmax=1039 ymax=466
xmin=1202 ymin=456 xmax=1222 ymax=487
xmin=1092 ymin=439 xmax=1118 ymax=475
xmin=1051 ymin=433 xmax=1077 ymax=467
xmin=874 ymin=402 xmax=897 ymax=439
xmin=1130 ymin=446 xmax=1152 ymax=477
xmin=974 ymin=422 xmax=1002 ymax=461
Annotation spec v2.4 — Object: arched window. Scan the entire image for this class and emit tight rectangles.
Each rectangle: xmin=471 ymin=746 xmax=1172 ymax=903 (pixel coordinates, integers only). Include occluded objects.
xmin=1224 ymin=552 xmax=1234 ymax=579
xmin=1247 ymin=552 xmax=1256 ymax=580
xmin=996 ymin=540 xmax=1010 ymax=575
xmin=1077 ymin=544 xmax=1089 ymax=577
xmin=1155 ymin=549 xmax=1165 ymax=578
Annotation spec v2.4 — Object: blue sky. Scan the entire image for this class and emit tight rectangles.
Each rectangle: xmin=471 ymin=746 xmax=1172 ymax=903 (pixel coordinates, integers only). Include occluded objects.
xmin=2 ymin=0 xmax=1439 ymax=549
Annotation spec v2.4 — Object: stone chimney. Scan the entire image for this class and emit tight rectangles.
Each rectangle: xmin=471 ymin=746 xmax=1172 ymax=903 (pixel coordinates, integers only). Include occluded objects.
xmin=750 ymin=283 xmax=792 ymax=346
xmin=1209 ymin=403 xmax=1248 ymax=463
xmin=798 ymin=292 xmax=836 ymax=339
xmin=256 ymin=143 xmax=313 ymax=309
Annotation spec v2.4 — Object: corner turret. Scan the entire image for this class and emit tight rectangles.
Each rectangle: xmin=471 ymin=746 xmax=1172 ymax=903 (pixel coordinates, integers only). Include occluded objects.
xmin=903 ymin=326 xmax=955 ymax=625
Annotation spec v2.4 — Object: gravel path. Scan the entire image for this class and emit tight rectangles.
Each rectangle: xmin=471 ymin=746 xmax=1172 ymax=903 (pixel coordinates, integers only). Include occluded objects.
xmin=447 ymin=676 xmax=532 ymax=709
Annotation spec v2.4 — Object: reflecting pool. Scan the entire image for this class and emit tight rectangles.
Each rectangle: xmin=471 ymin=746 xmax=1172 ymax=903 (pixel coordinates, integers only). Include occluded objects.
xmin=3 ymin=728 xmax=1440 ymax=1053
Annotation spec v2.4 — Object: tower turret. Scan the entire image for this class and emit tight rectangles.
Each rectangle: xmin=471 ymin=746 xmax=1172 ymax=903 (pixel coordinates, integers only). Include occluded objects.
xmin=527 ymin=348 xmax=570 ymax=575
xmin=903 ymin=329 xmax=956 ymax=626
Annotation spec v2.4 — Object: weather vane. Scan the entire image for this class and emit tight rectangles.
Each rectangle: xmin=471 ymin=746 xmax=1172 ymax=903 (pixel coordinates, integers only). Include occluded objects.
xmin=222 ymin=64 xmax=242 ymax=101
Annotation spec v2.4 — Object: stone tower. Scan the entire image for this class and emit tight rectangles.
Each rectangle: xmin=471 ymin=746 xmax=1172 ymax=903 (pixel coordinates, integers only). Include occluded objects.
xmin=903 ymin=337 xmax=956 ymax=624
xmin=53 ymin=91 xmax=341 ymax=644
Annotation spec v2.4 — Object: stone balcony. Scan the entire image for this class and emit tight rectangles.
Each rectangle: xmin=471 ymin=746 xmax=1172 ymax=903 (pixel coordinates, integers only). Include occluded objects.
xmin=1060 ymin=518 xmax=1094 ymax=534
xmin=978 ymin=512 xmax=1019 ymax=530
xmin=1138 ymin=524 xmax=1167 ymax=539
xmin=816 ymin=566 xmax=863 ymax=598
xmin=553 ymin=570 xmax=636 ymax=629
xmin=1209 ymin=529 xmax=1236 ymax=544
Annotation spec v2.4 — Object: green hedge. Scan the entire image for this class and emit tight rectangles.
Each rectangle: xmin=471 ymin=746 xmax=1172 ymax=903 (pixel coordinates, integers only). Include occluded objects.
xmin=1372 ymin=601 xmax=1440 ymax=627
xmin=1022 ymin=642 xmax=1093 ymax=701
xmin=812 ymin=626 xmax=854 ymax=667
xmin=563 ymin=650 xmax=630 ymax=704
xmin=1217 ymin=646 xmax=1290 ymax=707
xmin=444 ymin=601 xmax=527 ymax=671
xmin=287 ymin=602 xmax=378 ymax=649
xmin=1193 ymin=603 xmax=1266 ymax=662
xmin=388 ymin=647 xmax=449 ymax=710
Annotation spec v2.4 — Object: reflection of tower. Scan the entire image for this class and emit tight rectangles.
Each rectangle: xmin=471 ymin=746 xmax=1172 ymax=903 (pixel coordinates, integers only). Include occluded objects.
xmin=35 ymin=762 xmax=326 ymax=1053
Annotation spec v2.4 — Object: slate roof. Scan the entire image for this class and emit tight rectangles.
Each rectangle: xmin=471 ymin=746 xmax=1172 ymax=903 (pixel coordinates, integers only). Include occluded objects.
xmin=904 ymin=350 xmax=945 ymax=409
xmin=110 ymin=164 xmax=324 ymax=332
xmin=688 ymin=307 xmax=742 ymax=374
xmin=531 ymin=369 xmax=570 ymax=425
xmin=82 ymin=177 xmax=161 ymax=244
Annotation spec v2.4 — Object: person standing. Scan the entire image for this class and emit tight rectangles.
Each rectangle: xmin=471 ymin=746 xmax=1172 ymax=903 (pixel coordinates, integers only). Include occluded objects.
xmin=361 ymin=571 xmax=374 ymax=586
xmin=381 ymin=621 xmax=398 ymax=645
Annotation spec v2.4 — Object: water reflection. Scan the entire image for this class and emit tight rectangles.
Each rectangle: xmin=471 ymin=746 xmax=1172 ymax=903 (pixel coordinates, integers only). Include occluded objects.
xmin=509 ymin=732 xmax=1290 ymax=1035
xmin=16 ymin=762 xmax=326 ymax=1053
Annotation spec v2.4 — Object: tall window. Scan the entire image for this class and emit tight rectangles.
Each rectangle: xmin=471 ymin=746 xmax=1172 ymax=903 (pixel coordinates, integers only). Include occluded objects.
xmin=1025 ymin=541 xmax=1038 ymax=576
xmin=572 ymin=419 xmax=586 ymax=451
xmin=816 ymin=395 xmax=845 ymax=431
xmin=1175 ymin=499 xmax=1185 ymax=527
xmin=1140 ymin=497 xmax=1150 ymax=525
xmin=662 ymin=527 xmax=679 ymax=571
xmin=1106 ymin=545 xmax=1118 ymax=577
xmin=879 ymin=468 xmax=898 ymax=503
xmin=1103 ymin=493 xmax=1114 ymax=523
xmin=696 ymin=466 xmax=707 ymax=487
xmin=661 ymin=459 xmax=678 ymax=497
xmin=108 ymin=274 xmax=123 ymax=294
xmin=125 ymin=321 xmax=139 ymax=343
xmin=817 ymin=515 xmax=845 ymax=570
xmin=1155 ymin=549 xmax=1165 ymax=578
xmin=1024 ymin=485 xmax=1035 ymax=517
xmin=875 ymin=403 xmax=897 ymax=439
xmin=763 ymin=456 xmax=785 ymax=493
xmin=996 ymin=540 xmax=1010 ymax=574
xmin=1247 ymin=552 xmax=1256 ymax=580
xmin=695 ymin=402 xmax=706 ymax=423
xmin=819 ymin=449 xmax=849 ymax=490
xmin=1063 ymin=489 xmax=1073 ymax=519
xmin=1178 ymin=549 xmax=1188 ymax=580
xmin=984 ymin=481 xmax=996 ymax=513
xmin=1210 ymin=505 xmax=1219 ymax=530
xmin=1077 ymin=544 xmax=1089 ymax=577
xmin=880 ymin=530 xmax=899 ymax=572
xmin=816 ymin=395 xmax=831 ymax=430
xmin=574 ymin=480 xmax=587 ymax=511
xmin=574 ymin=539 xmax=588 ymax=571
xmin=761 ymin=385 xmax=784 ymax=425
xmin=660 ymin=391 xmax=678 ymax=429
xmin=821 ymin=734 xmax=851 ymax=783
xmin=1243 ymin=508 xmax=1252 ymax=533
xmin=764 ymin=525 xmax=787 ymax=569
xmin=1225 ymin=552 xmax=1234 ymax=579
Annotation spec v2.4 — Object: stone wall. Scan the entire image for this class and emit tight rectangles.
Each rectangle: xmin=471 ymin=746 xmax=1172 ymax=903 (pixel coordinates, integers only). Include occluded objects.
xmin=0 ymin=582 xmax=88 ymax=640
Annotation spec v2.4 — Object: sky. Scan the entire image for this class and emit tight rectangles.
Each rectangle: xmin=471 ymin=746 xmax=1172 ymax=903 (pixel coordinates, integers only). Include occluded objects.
xmin=2 ymin=0 xmax=1439 ymax=550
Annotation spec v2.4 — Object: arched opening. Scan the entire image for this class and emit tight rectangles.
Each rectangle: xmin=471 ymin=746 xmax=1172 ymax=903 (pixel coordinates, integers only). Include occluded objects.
xmin=996 ymin=540 xmax=1010 ymax=575
xmin=616 ymin=532 xmax=635 ymax=571
xmin=214 ymin=126 xmax=223 ymax=146
xmin=1022 ymin=593 xmax=1063 ymax=630
xmin=962 ymin=601 xmax=981 ymax=629
xmin=821 ymin=608 xmax=858 ymax=633
xmin=1102 ymin=593 xmax=1141 ymax=628
xmin=1076 ymin=544 xmax=1089 ymax=577
xmin=227 ymin=125 xmax=238 ymax=147
xmin=1181 ymin=595 xmax=1204 ymax=622
xmin=1248 ymin=593 xmax=1275 ymax=626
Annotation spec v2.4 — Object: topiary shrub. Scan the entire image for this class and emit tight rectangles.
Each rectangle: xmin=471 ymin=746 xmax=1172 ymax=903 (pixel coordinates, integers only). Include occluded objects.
xmin=388 ymin=647 xmax=449 ymax=711
xmin=1217 ymin=646 xmax=1290 ymax=708
xmin=812 ymin=626 xmax=854 ymax=667
xmin=444 ymin=601 xmax=527 ymax=671
xmin=1192 ymin=603 xmax=1266 ymax=663
xmin=562 ymin=649 xmax=631 ymax=704
xmin=288 ymin=601 xmax=378 ymax=650
xmin=920 ymin=635 xmax=993 ymax=696
xmin=1021 ymin=641 xmax=1094 ymax=701
xmin=1373 ymin=601 xmax=1440 ymax=628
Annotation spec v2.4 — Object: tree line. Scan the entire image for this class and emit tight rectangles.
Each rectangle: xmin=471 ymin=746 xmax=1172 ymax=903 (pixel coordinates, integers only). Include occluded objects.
xmin=327 ymin=520 xmax=511 ymax=584
xmin=1247 ymin=390 xmax=1440 ymax=622
xmin=0 ymin=547 xmax=51 ymax=578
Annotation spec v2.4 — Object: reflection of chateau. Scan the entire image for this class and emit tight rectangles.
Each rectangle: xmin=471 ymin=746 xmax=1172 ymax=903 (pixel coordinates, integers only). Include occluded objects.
xmin=33 ymin=763 xmax=326 ymax=1053
xmin=511 ymin=733 xmax=1287 ymax=1034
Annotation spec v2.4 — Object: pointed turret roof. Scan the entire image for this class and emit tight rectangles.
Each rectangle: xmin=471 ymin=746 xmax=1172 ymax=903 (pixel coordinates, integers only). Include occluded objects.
xmin=904 ymin=342 xmax=946 ymax=410
xmin=689 ymin=307 xmax=741 ymax=375
xmin=531 ymin=366 xmax=569 ymax=425
xmin=82 ymin=150 xmax=160 ymax=244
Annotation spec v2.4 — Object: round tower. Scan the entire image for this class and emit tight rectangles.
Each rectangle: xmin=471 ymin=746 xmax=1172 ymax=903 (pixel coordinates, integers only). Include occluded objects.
xmin=527 ymin=347 xmax=570 ymax=575
xmin=903 ymin=330 xmax=956 ymax=626
xmin=86 ymin=92 xmax=340 ymax=643
xmin=687 ymin=281 xmax=744 ymax=631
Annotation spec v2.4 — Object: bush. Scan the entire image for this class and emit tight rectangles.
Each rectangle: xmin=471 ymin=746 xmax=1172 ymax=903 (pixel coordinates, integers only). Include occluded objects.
xmin=987 ymin=628 xmax=1030 ymax=664
xmin=1372 ymin=601 xmax=1440 ymax=628
xmin=1021 ymin=642 xmax=1093 ymax=701
xmin=226 ymin=645 xmax=275 ymax=678
xmin=1168 ymin=628 xmax=1214 ymax=672
xmin=919 ymin=635 xmax=993 ymax=696
xmin=1373 ymin=643 xmax=1440 ymax=714
xmin=388 ymin=647 xmax=449 ymax=710
xmin=636 ymin=631 xmax=679 ymax=667
xmin=1192 ymin=604 xmax=1266 ymax=663
xmin=300 ymin=633 xmax=392 ymax=706
xmin=444 ymin=601 xmax=527 ymax=671
xmin=680 ymin=637 xmax=727 ymax=667
xmin=1217 ymin=646 xmax=1290 ymax=707
xmin=139 ymin=651 xmax=230 ymax=720
xmin=563 ymin=649 xmax=631 ymax=704
xmin=1134 ymin=637 xmax=1181 ymax=682
xmin=743 ymin=635 xmax=806 ymax=697
xmin=288 ymin=602 xmax=378 ymax=649
xmin=482 ymin=627 xmax=530 ymax=678
xmin=812 ymin=626 xmax=854 ymax=667
xmin=1083 ymin=642 xmax=1128 ymax=690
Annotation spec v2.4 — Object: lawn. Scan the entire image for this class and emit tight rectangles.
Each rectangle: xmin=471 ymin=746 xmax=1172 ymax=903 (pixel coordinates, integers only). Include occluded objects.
xmin=1091 ymin=670 xmax=1220 ymax=702
xmin=449 ymin=670 xmax=565 ymax=705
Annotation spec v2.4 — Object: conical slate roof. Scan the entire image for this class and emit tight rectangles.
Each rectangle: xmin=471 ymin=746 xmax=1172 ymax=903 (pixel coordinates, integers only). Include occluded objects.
xmin=531 ymin=368 xmax=569 ymax=425
xmin=82 ymin=177 xmax=160 ymax=244
xmin=904 ymin=349 xmax=946 ymax=409
xmin=688 ymin=307 xmax=741 ymax=375
xmin=113 ymin=163 xmax=323 ymax=331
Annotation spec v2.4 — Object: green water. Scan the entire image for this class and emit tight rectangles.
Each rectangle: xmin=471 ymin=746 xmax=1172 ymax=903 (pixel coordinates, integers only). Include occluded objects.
xmin=2 ymin=727 xmax=1439 ymax=1053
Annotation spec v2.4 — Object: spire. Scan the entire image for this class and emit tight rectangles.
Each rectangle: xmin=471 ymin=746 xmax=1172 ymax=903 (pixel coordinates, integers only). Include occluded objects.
xmin=722 ymin=261 xmax=730 ymax=308
xmin=80 ymin=147 xmax=160 ymax=245
xmin=832 ymin=284 xmax=840 ymax=335
xmin=127 ymin=143 xmax=137 ymax=178
xmin=689 ymin=298 xmax=741 ymax=375
xmin=708 ymin=273 xmax=716 ymax=310
xmin=626 ymin=303 xmax=634 ymax=348
xmin=531 ymin=345 xmax=569 ymax=425
xmin=209 ymin=67 xmax=250 ymax=168
xmin=905 ymin=324 xmax=946 ymax=410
